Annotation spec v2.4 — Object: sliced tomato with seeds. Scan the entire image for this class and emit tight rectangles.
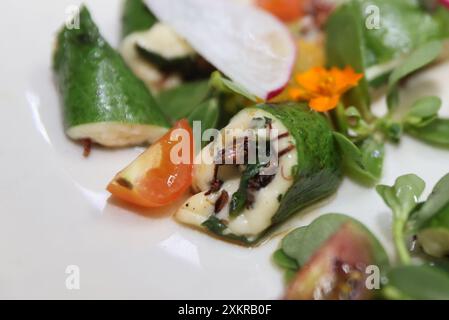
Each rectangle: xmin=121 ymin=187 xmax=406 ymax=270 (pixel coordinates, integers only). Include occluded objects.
xmin=107 ymin=120 xmax=193 ymax=208
xmin=285 ymin=223 xmax=375 ymax=300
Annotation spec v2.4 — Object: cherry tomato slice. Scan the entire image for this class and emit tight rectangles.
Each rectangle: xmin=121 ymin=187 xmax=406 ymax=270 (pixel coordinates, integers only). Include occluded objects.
xmin=107 ymin=120 xmax=193 ymax=208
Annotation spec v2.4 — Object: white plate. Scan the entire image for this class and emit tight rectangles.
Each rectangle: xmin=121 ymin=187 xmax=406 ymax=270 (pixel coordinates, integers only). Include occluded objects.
xmin=1 ymin=0 xmax=448 ymax=299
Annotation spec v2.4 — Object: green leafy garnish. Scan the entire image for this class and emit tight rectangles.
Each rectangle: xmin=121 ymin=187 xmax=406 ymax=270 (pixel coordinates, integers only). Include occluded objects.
xmin=404 ymin=96 xmax=442 ymax=128
xmin=326 ymin=0 xmax=448 ymax=118
xmin=201 ymin=216 xmax=250 ymax=244
xmin=210 ymin=71 xmax=258 ymax=102
xmin=406 ymin=118 xmax=449 ymax=148
xmin=383 ymin=265 xmax=449 ymax=300
xmin=273 ymin=249 xmax=298 ymax=270
xmin=376 ymin=174 xmax=426 ymax=264
xmin=387 ymin=41 xmax=443 ymax=110
xmin=410 ymin=173 xmax=449 ymax=258
xmin=158 ymin=80 xmax=210 ymax=122
xmin=121 ymin=0 xmax=157 ymax=38
xmin=229 ymin=162 xmax=266 ymax=217
xmin=281 ymin=214 xmax=348 ymax=266
xmin=333 ymin=132 xmax=384 ymax=184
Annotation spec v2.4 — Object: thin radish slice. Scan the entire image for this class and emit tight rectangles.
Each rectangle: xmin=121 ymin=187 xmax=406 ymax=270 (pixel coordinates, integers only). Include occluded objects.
xmin=440 ymin=0 xmax=449 ymax=9
xmin=144 ymin=0 xmax=296 ymax=99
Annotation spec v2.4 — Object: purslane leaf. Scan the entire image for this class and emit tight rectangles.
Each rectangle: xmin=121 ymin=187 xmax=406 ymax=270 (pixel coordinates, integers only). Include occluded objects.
xmin=376 ymin=174 xmax=425 ymax=265
xmin=406 ymin=118 xmax=449 ymax=148
xmin=333 ymin=133 xmax=384 ymax=184
xmin=272 ymin=249 xmax=298 ymax=271
xmin=387 ymin=41 xmax=443 ymax=110
xmin=405 ymin=96 xmax=442 ymax=128
xmin=376 ymin=174 xmax=425 ymax=220
xmin=409 ymin=173 xmax=449 ymax=258
xmin=383 ymin=265 xmax=449 ymax=300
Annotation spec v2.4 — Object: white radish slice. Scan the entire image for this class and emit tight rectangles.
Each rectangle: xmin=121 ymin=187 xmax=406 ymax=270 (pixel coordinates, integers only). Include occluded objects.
xmin=144 ymin=0 xmax=296 ymax=99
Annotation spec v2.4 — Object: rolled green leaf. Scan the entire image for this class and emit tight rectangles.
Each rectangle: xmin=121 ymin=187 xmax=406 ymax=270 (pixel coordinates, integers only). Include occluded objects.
xmin=175 ymin=103 xmax=342 ymax=244
xmin=53 ymin=6 xmax=169 ymax=147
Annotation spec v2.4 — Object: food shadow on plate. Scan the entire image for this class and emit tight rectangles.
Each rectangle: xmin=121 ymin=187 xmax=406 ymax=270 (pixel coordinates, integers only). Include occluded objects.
xmin=105 ymin=192 xmax=189 ymax=219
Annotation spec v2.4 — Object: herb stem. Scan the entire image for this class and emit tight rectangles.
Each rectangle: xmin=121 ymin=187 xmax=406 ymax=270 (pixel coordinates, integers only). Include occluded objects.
xmin=393 ymin=217 xmax=411 ymax=265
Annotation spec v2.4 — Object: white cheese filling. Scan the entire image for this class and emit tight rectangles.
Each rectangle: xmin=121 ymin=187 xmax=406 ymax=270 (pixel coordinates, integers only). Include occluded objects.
xmin=175 ymin=109 xmax=298 ymax=239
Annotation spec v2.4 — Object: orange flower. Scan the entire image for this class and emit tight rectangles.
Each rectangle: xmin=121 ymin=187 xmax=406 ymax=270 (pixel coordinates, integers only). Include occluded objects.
xmin=288 ymin=66 xmax=363 ymax=112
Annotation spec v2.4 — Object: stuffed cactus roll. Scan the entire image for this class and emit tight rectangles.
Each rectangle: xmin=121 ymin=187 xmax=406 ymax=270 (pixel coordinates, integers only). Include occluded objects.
xmin=53 ymin=6 xmax=169 ymax=147
xmin=120 ymin=0 xmax=212 ymax=92
xmin=175 ymin=103 xmax=342 ymax=244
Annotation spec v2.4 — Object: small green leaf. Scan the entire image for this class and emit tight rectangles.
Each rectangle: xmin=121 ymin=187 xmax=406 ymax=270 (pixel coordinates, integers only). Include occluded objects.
xmin=412 ymin=173 xmax=449 ymax=230
xmin=282 ymin=215 xmax=348 ymax=266
xmin=387 ymin=87 xmax=400 ymax=111
xmin=201 ymin=215 xmax=227 ymax=234
xmin=345 ymin=106 xmax=362 ymax=120
xmin=405 ymin=96 xmax=442 ymax=128
xmin=121 ymin=0 xmax=157 ymax=38
xmin=377 ymin=117 xmax=404 ymax=143
xmin=383 ymin=265 xmax=449 ymax=300
xmin=229 ymin=162 xmax=266 ymax=217
xmin=376 ymin=174 xmax=425 ymax=220
xmin=338 ymin=105 xmax=371 ymax=138
xmin=210 ymin=71 xmax=258 ymax=102
xmin=387 ymin=41 xmax=443 ymax=110
xmin=158 ymin=80 xmax=210 ymax=121
xmin=201 ymin=216 xmax=250 ymax=244
xmin=406 ymin=118 xmax=449 ymax=148
xmin=273 ymin=249 xmax=298 ymax=271
xmin=376 ymin=174 xmax=425 ymax=265
xmin=410 ymin=173 xmax=449 ymax=258
xmin=333 ymin=132 xmax=364 ymax=168
xmin=358 ymin=137 xmax=385 ymax=181
xmin=284 ymin=269 xmax=298 ymax=283
xmin=333 ymin=133 xmax=384 ymax=184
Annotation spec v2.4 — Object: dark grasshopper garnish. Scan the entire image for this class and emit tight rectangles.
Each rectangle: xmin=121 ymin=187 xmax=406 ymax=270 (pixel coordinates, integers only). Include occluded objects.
xmin=214 ymin=190 xmax=229 ymax=214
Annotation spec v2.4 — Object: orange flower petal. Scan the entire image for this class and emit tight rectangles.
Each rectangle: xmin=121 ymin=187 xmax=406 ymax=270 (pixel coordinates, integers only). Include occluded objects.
xmin=309 ymin=95 xmax=341 ymax=112
xmin=290 ymin=66 xmax=363 ymax=112
xmin=295 ymin=67 xmax=327 ymax=92
xmin=332 ymin=66 xmax=363 ymax=93
xmin=288 ymin=87 xmax=311 ymax=100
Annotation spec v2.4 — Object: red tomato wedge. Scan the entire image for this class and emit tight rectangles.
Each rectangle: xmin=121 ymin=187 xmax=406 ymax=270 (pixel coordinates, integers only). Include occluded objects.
xmin=107 ymin=120 xmax=193 ymax=208
xmin=256 ymin=0 xmax=304 ymax=23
